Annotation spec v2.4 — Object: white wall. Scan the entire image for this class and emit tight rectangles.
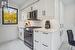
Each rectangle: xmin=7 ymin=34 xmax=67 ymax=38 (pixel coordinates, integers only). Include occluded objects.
xmin=61 ymin=3 xmax=75 ymax=42
xmin=59 ymin=0 xmax=65 ymax=43
xmin=0 ymin=0 xmax=19 ymax=44
xmin=54 ymin=0 xmax=62 ymax=49
xmin=59 ymin=1 xmax=65 ymax=24
xmin=0 ymin=25 xmax=18 ymax=43
xmin=64 ymin=3 xmax=75 ymax=26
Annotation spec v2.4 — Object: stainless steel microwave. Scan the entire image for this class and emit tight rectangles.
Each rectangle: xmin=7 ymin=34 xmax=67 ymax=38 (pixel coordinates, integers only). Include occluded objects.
xmin=28 ymin=10 xmax=37 ymax=20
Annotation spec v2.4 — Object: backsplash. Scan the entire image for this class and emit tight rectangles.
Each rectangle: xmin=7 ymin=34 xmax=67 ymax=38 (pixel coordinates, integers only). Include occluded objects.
xmin=25 ymin=20 xmax=42 ymax=27
xmin=41 ymin=17 xmax=59 ymax=30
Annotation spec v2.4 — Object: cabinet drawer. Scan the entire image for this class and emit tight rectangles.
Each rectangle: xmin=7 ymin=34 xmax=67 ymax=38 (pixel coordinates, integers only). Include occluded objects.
xmin=41 ymin=43 xmax=50 ymax=50
xmin=34 ymin=40 xmax=42 ymax=50
xmin=42 ymin=44 xmax=48 ymax=48
xmin=34 ymin=30 xmax=42 ymax=41
xmin=41 ymin=32 xmax=51 ymax=43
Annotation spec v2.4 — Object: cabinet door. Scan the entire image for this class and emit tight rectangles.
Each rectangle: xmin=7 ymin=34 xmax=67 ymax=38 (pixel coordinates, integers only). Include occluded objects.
xmin=34 ymin=31 xmax=51 ymax=50
xmin=34 ymin=30 xmax=42 ymax=50
xmin=41 ymin=0 xmax=54 ymax=17
xmin=41 ymin=32 xmax=51 ymax=44
xmin=41 ymin=43 xmax=50 ymax=50
xmin=34 ymin=40 xmax=42 ymax=50
xmin=34 ymin=30 xmax=42 ymax=42
xmin=19 ymin=28 xmax=24 ymax=40
xmin=41 ymin=32 xmax=51 ymax=50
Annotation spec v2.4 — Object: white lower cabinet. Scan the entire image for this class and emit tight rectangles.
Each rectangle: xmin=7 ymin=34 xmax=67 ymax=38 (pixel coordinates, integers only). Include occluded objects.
xmin=34 ymin=40 xmax=42 ymax=50
xmin=18 ymin=27 xmax=24 ymax=41
xmin=33 ymin=30 xmax=60 ymax=50
xmin=41 ymin=32 xmax=51 ymax=50
xmin=33 ymin=30 xmax=51 ymax=50
xmin=41 ymin=32 xmax=51 ymax=44
xmin=34 ymin=30 xmax=42 ymax=50
xmin=41 ymin=43 xmax=50 ymax=50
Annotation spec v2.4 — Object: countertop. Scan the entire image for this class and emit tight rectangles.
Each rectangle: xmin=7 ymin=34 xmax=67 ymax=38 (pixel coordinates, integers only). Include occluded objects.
xmin=33 ymin=28 xmax=59 ymax=33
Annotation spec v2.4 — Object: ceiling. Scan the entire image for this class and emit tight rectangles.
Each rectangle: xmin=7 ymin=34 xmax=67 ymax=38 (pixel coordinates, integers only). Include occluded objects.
xmin=0 ymin=0 xmax=37 ymax=9
xmin=0 ymin=0 xmax=75 ymax=8
xmin=11 ymin=0 xmax=28 ymax=7
xmin=11 ymin=0 xmax=38 ymax=9
xmin=62 ymin=0 xmax=75 ymax=5
xmin=12 ymin=0 xmax=75 ymax=7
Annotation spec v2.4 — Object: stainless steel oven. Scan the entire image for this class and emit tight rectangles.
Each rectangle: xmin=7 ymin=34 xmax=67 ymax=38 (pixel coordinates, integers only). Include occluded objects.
xmin=24 ymin=28 xmax=33 ymax=49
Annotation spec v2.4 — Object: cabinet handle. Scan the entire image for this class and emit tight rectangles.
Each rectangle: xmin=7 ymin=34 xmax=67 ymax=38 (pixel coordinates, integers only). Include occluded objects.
xmin=42 ymin=44 xmax=48 ymax=47
xmin=35 ymin=30 xmax=38 ymax=32
xmin=35 ymin=40 xmax=39 ymax=43
xmin=43 ymin=32 xmax=48 ymax=34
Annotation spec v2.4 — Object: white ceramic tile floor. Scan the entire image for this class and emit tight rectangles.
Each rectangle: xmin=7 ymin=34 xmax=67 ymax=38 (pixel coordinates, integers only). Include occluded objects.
xmin=59 ymin=42 xmax=75 ymax=50
xmin=0 ymin=39 xmax=31 ymax=50
xmin=59 ymin=42 xmax=70 ymax=50
xmin=2 ymin=39 xmax=75 ymax=50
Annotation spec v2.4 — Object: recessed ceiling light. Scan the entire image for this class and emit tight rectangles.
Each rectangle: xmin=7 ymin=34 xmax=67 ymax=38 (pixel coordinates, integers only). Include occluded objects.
xmin=1 ymin=0 xmax=8 ymax=7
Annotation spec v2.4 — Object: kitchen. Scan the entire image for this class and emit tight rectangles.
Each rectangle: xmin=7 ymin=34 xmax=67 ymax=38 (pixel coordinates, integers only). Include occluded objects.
xmin=0 ymin=0 xmax=75 ymax=50
xmin=18 ymin=0 xmax=60 ymax=50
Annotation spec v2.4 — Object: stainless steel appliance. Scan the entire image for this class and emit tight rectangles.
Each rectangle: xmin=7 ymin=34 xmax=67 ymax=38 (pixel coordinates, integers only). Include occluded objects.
xmin=24 ymin=28 xmax=33 ymax=49
xmin=28 ymin=10 xmax=37 ymax=20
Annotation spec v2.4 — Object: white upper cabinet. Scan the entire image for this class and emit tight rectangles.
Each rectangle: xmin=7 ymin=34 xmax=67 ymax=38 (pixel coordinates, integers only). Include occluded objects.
xmin=32 ymin=0 xmax=55 ymax=19
xmin=42 ymin=0 xmax=54 ymax=17
xmin=20 ymin=0 xmax=55 ymax=21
